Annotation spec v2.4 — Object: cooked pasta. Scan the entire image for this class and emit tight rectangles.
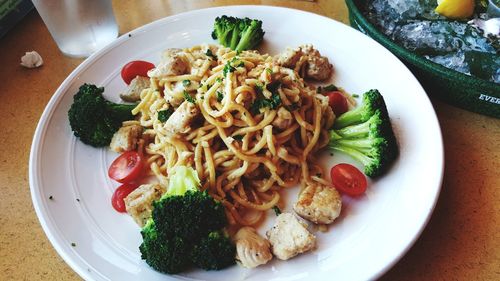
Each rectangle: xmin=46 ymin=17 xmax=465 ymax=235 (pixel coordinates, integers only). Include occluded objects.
xmin=132 ymin=44 xmax=334 ymax=227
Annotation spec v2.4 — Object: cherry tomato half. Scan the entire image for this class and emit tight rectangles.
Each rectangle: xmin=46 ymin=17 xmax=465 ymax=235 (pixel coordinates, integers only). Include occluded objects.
xmin=108 ymin=151 xmax=144 ymax=183
xmin=330 ymin=163 xmax=367 ymax=196
xmin=121 ymin=60 xmax=155 ymax=84
xmin=111 ymin=183 xmax=139 ymax=212
xmin=325 ymin=91 xmax=348 ymax=116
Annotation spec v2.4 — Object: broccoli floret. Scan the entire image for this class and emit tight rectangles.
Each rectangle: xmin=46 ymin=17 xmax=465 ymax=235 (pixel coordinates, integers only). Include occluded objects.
xmin=139 ymin=166 xmax=235 ymax=273
xmin=68 ymin=83 xmax=136 ymax=147
xmin=191 ymin=231 xmax=236 ymax=270
xmin=333 ymin=89 xmax=388 ymax=129
xmin=212 ymin=16 xmax=265 ymax=52
xmin=328 ymin=90 xmax=398 ymax=177
xmin=139 ymin=220 xmax=191 ymax=274
xmin=152 ymin=190 xmax=227 ymax=242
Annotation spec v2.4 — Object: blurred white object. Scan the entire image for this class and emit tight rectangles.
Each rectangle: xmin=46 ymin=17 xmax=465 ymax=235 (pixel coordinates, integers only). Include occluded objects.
xmin=20 ymin=51 xmax=43 ymax=68
xmin=31 ymin=0 xmax=118 ymax=58
xmin=468 ymin=18 xmax=500 ymax=36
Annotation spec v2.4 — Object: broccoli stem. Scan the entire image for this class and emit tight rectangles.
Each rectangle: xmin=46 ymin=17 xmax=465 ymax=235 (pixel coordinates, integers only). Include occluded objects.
xmin=229 ymin=28 xmax=240 ymax=50
xmin=334 ymin=106 xmax=366 ymax=129
xmin=335 ymin=120 xmax=370 ymax=138
xmin=107 ymin=102 xmax=136 ymax=121
xmin=235 ymin=21 xmax=261 ymax=52
xmin=335 ymin=138 xmax=377 ymax=151
xmin=329 ymin=144 xmax=372 ymax=167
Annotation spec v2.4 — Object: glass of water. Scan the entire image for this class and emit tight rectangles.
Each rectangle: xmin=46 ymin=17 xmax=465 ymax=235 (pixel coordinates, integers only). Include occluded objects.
xmin=32 ymin=0 xmax=118 ymax=58
xmin=488 ymin=0 xmax=500 ymax=17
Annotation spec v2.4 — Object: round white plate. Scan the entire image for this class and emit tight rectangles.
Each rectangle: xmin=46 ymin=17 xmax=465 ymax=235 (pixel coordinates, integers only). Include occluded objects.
xmin=29 ymin=5 xmax=443 ymax=281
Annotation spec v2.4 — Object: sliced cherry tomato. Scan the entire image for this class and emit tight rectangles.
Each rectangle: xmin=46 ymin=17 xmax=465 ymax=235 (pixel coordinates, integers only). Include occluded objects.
xmin=330 ymin=163 xmax=367 ymax=196
xmin=325 ymin=91 xmax=348 ymax=116
xmin=121 ymin=60 xmax=155 ymax=84
xmin=108 ymin=151 xmax=144 ymax=183
xmin=111 ymin=183 xmax=139 ymax=212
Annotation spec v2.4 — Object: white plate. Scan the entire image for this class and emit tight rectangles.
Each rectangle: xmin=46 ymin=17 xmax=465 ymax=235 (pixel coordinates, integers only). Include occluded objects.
xmin=29 ymin=5 xmax=444 ymax=281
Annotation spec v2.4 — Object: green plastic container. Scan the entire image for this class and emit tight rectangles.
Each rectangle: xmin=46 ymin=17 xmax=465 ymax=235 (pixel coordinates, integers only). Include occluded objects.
xmin=345 ymin=0 xmax=500 ymax=118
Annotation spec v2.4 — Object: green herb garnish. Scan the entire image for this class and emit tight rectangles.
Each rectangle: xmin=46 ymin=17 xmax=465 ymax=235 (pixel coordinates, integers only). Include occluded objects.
xmin=272 ymin=206 xmax=281 ymax=216
xmin=206 ymin=49 xmax=217 ymax=59
xmin=217 ymin=91 xmax=224 ymax=102
xmin=183 ymin=91 xmax=196 ymax=104
xmin=250 ymin=80 xmax=282 ymax=114
xmin=158 ymin=108 xmax=174 ymax=122
xmin=182 ymin=80 xmax=191 ymax=87
xmin=317 ymin=84 xmax=338 ymax=93
xmin=254 ymin=82 xmax=264 ymax=94
xmin=223 ymin=62 xmax=236 ymax=76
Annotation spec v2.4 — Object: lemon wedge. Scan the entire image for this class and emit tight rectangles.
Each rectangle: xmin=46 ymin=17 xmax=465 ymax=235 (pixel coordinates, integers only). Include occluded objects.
xmin=435 ymin=0 xmax=475 ymax=19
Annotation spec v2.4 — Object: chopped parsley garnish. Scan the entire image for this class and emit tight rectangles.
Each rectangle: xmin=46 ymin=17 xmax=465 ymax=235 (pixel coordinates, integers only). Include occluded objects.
xmin=183 ymin=91 xmax=196 ymax=104
xmin=250 ymin=80 xmax=282 ymax=114
xmin=158 ymin=108 xmax=174 ymax=122
xmin=317 ymin=84 xmax=338 ymax=93
xmin=71 ymin=242 xmax=76 ymax=247
xmin=223 ymin=57 xmax=245 ymax=76
xmin=272 ymin=206 xmax=282 ymax=216
xmin=233 ymin=135 xmax=243 ymax=141
xmin=216 ymin=91 xmax=224 ymax=102
xmin=254 ymin=82 xmax=264 ymax=94
xmin=223 ymin=62 xmax=236 ymax=76
xmin=215 ymin=77 xmax=223 ymax=83
xmin=205 ymin=49 xmax=217 ymax=59
xmin=251 ymin=99 xmax=273 ymax=114
xmin=352 ymin=94 xmax=359 ymax=98
xmin=266 ymin=68 xmax=273 ymax=75
xmin=182 ymin=80 xmax=191 ymax=87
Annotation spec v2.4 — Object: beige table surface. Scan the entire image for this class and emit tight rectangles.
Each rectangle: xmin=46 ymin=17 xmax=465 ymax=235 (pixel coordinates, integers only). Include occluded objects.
xmin=1 ymin=0 xmax=499 ymax=280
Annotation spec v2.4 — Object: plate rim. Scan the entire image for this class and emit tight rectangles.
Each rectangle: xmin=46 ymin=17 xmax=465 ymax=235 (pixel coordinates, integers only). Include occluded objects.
xmin=29 ymin=5 xmax=444 ymax=281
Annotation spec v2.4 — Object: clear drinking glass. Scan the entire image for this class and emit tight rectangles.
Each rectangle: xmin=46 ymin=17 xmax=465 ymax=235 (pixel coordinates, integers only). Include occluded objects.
xmin=32 ymin=0 xmax=118 ymax=58
xmin=488 ymin=0 xmax=500 ymax=17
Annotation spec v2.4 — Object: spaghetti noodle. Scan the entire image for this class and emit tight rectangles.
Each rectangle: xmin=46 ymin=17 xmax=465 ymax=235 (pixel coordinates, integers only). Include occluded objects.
xmin=132 ymin=44 xmax=335 ymax=227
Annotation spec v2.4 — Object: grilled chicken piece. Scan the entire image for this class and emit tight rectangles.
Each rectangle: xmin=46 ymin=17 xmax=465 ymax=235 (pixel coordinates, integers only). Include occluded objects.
xmin=164 ymin=80 xmax=201 ymax=108
xmin=272 ymin=107 xmax=293 ymax=130
xmin=317 ymin=93 xmax=335 ymax=129
xmin=301 ymin=44 xmax=333 ymax=81
xmin=148 ymin=48 xmax=189 ymax=78
xmin=109 ymin=125 xmax=142 ymax=153
xmin=266 ymin=213 xmax=316 ymax=260
xmin=234 ymin=227 xmax=273 ymax=268
xmin=293 ymin=182 xmax=342 ymax=225
xmin=274 ymin=46 xmax=302 ymax=68
xmin=124 ymin=183 xmax=166 ymax=227
xmin=120 ymin=76 xmax=150 ymax=102
xmin=164 ymin=100 xmax=199 ymax=136
xmin=274 ymin=44 xmax=333 ymax=81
